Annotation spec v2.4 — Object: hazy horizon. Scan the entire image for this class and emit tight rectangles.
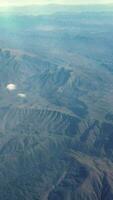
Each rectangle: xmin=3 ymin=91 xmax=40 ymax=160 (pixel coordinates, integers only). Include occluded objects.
xmin=0 ymin=0 xmax=113 ymax=7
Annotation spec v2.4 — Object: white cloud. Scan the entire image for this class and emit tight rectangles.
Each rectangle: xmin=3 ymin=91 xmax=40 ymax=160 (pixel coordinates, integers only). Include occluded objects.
xmin=6 ymin=83 xmax=16 ymax=91
xmin=17 ymin=93 xmax=26 ymax=98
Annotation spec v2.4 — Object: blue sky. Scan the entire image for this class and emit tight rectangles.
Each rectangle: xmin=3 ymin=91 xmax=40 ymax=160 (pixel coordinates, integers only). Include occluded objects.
xmin=0 ymin=0 xmax=112 ymax=6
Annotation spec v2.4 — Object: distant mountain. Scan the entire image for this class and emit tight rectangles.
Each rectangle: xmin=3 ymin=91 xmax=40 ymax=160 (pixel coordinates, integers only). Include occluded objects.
xmin=0 ymin=4 xmax=113 ymax=16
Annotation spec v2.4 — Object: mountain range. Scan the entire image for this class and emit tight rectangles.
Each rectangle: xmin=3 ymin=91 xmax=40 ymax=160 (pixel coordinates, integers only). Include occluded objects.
xmin=0 ymin=5 xmax=113 ymax=200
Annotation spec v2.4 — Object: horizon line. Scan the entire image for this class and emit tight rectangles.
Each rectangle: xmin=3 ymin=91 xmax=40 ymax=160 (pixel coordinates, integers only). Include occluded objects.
xmin=0 ymin=2 xmax=113 ymax=8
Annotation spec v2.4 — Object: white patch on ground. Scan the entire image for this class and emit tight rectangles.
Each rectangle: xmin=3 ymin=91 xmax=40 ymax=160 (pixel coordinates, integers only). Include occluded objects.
xmin=17 ymin=93 xmax=26 ymax=98
xmin=6 ymin=83 xmax=16 ymax=91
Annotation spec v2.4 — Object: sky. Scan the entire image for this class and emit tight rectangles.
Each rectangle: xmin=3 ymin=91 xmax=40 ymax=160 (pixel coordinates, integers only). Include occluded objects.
xmin=0 ymin=0 xmax=112 ymax=6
